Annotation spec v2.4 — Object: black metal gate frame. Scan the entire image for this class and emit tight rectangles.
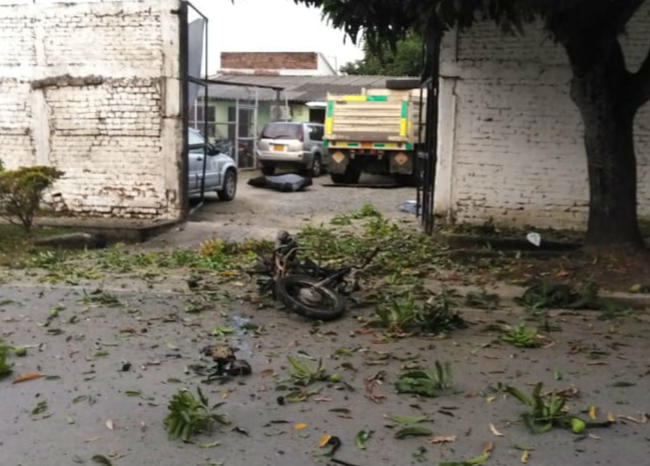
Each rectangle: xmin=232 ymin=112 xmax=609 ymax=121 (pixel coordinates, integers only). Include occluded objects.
xmin=181 ymin=1 xmax=284 ymax=216
xmin=415 ymin=28 xmax=442 ymax=235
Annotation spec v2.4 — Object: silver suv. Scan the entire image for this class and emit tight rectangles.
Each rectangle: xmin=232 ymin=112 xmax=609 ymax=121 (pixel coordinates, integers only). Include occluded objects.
xmin=257 ymin=122 xmax=325 ymax=176
xmin=188 ymin=128 xmax=238 ymax=200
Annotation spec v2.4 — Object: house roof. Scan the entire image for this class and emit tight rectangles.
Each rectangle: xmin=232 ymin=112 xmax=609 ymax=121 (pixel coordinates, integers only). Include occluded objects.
xmin=205 ymin=75 xmax=404 ymax=103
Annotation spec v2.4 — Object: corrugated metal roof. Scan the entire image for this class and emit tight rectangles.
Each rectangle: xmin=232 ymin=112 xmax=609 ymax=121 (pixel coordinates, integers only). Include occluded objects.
xmin=205 ymin=75 xmax=405 ymax=102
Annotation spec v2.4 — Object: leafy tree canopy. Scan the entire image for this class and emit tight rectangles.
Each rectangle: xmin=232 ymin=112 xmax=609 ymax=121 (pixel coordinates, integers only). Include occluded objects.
xmin=340 ymin=31 xmax=423 ymax=76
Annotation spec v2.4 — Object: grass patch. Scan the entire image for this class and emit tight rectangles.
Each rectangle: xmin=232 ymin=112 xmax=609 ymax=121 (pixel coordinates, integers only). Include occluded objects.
xmin=0 ymin=224 xmax=72 ymax=266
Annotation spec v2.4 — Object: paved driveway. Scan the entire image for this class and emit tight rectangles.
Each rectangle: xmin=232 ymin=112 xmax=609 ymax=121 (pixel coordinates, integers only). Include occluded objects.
xmin=148 ymin=171 xmax=417 ymax=249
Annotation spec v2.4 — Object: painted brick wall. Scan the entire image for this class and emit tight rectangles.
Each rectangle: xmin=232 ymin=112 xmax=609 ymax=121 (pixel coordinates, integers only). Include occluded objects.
xmin=435 ymin=5 xmax=650 ymax=230
xmin=0 ymin=0 xmax=183 ymax=220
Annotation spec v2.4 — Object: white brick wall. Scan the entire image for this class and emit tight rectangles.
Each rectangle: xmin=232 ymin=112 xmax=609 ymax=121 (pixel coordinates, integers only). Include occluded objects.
xmin=0 ymin=0 xmax=183 ymax=220
xmin=435 ymin=5 xmax=650 ymax=230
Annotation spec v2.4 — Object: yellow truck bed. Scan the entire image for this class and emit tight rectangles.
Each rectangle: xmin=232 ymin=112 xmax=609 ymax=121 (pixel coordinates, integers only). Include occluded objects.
xmin=325 ymin=88 xmax=425 ymax=150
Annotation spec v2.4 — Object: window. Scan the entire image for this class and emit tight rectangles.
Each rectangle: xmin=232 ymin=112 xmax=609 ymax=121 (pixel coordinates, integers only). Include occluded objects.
xmin=261 ymin=123 xmax=302 ymax=140
xmin=308 ymin=125 xmax=323 ymax=141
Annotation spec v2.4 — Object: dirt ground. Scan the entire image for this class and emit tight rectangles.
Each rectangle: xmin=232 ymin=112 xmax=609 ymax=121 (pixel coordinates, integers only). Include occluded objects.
xmin=1 ymin=276 xmax=649 ymax=466
xmin=147 ymin=170 xmax=416 ymax=249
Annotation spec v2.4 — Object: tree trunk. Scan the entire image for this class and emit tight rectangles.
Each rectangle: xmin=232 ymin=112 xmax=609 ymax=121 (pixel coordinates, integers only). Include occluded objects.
xmin=567 ymin=39 xmax=644 ymax=249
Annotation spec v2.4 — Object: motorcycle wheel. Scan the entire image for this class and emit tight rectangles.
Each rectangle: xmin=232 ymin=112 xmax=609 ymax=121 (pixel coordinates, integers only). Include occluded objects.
xmin=275 ymin=275 xmax=345 ymax=321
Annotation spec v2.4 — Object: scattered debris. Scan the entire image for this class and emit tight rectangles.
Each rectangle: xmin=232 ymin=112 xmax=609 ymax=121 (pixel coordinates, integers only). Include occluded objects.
xmin=200 ymin=344 xmax=251 ymax=382
xmin=439 ymin=442 xmax=494 ymax=466
xmin=164 ymin=388 xmax=229 ymax=441
xmin=464 ymin=289 xmax=500 ymax=310
xmin=428 ymin=435 xmax=457 ymax=444
xmin=355 ymin=429 xmax=373 ymax=449
xmin=516 ymin=279 xmax=601 ymax=310
xmin=506 ymin=383 xmax=612 ymax=434
xmin=395 ymin=362 xmax=453 ymax=397
xmin=13 ymin=372 xmax=44 ymax=384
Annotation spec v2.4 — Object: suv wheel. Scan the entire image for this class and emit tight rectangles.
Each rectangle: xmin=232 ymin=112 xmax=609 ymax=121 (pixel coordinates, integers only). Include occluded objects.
xmin=217 ymin=169 xmax=237 ymax=201
xmin=261 ymin=164 xmax=275 ymax=176
xmin=311 ymin=155 xmax=322 ymax=177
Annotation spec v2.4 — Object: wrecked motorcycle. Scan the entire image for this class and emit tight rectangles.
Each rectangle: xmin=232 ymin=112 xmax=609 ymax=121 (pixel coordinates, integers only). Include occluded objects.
xmin=259 ymin=231 xmax=377 ymax=321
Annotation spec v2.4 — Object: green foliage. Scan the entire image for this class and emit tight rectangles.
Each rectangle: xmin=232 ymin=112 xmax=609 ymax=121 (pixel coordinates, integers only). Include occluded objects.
xmin=517 ymin=279 xmax=601 ymax=310
xmin=377 ymin=288 xmax=465 ymax=334
xmin=0 ymin=339 xmax=12 ymax=378
xmin=164 ymin=388 xmax=229 ymax=441
xmin=287 ymin=355 xmax=329 ymax=386
xmin=0 ymin=165 xmax=63 ymax=233
xmin=502 ymin=324 xmax=542 ymax=348
xmin=465 ymin=289 xmax=500 ymax=310
xmin=395 ymin=361 xmax=453 ymax=397
xmin=506 ymin=382 xmax=578 ymax=434
xmin=341 ymin=30 xmax=423 ymax=76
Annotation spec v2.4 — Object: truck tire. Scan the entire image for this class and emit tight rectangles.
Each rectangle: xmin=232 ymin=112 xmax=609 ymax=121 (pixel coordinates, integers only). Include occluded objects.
xmin=344 ymin=164 xmax=361 ymax=184
xmin=330 ymin=173 xmax=346 ymax=184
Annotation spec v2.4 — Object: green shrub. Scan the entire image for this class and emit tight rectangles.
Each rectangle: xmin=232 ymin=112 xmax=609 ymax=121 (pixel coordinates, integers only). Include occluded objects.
xmin=0 ymin=165 xmax=63 ymax=233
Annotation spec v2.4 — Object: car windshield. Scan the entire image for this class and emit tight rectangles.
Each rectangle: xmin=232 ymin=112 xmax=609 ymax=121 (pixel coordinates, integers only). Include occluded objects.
xmin=261 ymin=123 xmax=301 ymax=140
xmin=188 ymin=129 xmax=204 ymax=145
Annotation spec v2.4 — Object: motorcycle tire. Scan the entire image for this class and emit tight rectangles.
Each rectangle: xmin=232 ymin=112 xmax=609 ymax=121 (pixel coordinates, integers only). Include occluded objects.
xmin=275 ymin=275 xmax=346 ymax=321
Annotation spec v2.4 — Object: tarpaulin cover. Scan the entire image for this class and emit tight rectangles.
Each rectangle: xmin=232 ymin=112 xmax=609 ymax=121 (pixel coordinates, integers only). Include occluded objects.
xmin=248 ymin=174 xmax=313 ymax=192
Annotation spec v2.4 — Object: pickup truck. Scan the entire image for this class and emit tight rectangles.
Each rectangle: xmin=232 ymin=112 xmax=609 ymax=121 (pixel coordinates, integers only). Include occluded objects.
xmin=324 ymin=85 xmax=424 ymax=185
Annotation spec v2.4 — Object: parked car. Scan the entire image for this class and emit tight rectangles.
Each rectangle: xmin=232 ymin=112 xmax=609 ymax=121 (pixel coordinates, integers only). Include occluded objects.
xmin=188 ymin=128 xmax=237 ymax=201
xmin=257 ymin=122 xmax=325 ymax=177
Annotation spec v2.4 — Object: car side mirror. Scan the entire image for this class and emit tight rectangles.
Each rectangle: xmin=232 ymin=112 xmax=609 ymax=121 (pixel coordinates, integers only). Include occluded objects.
xmin=207 ymin=145 xmax=219 ymax=156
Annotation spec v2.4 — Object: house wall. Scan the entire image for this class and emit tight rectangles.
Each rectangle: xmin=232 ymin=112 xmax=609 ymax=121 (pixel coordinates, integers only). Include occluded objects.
xmin=291 ymin=104 xmax=309 ymax=123
xmin=220 ymin=52 xmax=337 ymax=76
xmin=0 ymin=0 xmax=183 ymax=220
xmin=435 ymin=6 xmax=650 ymax=230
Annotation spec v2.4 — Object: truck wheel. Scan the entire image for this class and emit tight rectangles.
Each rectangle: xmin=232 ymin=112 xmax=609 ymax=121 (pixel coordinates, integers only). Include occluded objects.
xmin=344 ymin=164 xmax=361 ymax=184
xmin=330 ymin=173 xmax=346 ymax=184
xmin=261 ymin=164 xmax=275 ymax=176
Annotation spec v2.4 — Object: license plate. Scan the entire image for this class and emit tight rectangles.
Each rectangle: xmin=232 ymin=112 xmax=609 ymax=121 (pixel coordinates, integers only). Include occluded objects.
xmin=272 ymin=144 xmax=285 ymax=152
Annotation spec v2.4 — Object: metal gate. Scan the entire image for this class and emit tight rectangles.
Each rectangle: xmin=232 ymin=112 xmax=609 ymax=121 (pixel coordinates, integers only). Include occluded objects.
xmin=415 ymin=29 xmax=441 ymax=235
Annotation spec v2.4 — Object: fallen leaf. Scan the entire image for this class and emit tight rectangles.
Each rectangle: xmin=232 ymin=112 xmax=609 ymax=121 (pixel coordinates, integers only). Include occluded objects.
xmin=13 ymin=372 xmax=44 ymax=384
xmin=105 ymin=419 xmax=114 ymax=431
xmin=394 ymin=426 xmax=433 ymax=439
xmin=521 ymin=449 xmax=530 ymax=463
xmin=607 ymin=412 xmax=616 ymax=423
xmin=198 ymin=440 xmax=221 ymax=448
xmin=618 ymin=413 xmax=648 ymax=424
xmin=355 ymin=429 xmax=374 ymax=449
xmin=293 ymin=423 xmax=307 ymax=430
xmin=427 ymin=435 xmax=456 ymax=444
xmin=588 ymin=433 xmax=601 ymax=440
xmin=318 ymin=434 xmax=332 ymax=447
xmin=489 ymin=422 xmax=504 ymax=437
xmin=589 ymin=406 xmax=597 ymax=421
